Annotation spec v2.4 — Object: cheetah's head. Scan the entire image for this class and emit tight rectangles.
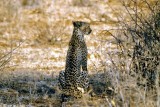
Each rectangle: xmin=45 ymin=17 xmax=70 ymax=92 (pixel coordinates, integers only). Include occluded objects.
xmin=73 ymin=21 xmax=92 ymax=35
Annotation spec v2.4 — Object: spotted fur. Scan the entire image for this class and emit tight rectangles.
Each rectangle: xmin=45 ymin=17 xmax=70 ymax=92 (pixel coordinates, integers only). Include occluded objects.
xmin=59 ymin=21 xmax=92 ymax=98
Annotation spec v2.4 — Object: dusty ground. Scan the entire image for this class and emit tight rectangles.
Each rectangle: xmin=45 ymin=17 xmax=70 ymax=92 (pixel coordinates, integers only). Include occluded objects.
xmin=0 ymin=0 xmax=158 ymax=106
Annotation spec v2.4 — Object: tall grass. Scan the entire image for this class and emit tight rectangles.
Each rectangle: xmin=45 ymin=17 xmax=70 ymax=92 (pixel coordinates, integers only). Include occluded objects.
xmin=0 ymin=0 xmax=159 ymax=106
xmin=103 ymin=0 xmax=160 ymax=106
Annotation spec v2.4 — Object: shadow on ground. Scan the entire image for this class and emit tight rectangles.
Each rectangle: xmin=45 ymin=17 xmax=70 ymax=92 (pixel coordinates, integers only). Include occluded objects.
xmin=0 ymin=71 xmax=114 ymax=106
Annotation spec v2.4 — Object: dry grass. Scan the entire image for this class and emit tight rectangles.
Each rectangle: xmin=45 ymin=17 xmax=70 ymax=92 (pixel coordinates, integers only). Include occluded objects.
xmin=0 ymin=0 xmax=159 ymax=106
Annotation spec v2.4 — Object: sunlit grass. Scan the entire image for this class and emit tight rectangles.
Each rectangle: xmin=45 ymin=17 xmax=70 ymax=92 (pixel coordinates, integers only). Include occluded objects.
xmin=0 ymin=0 xmax=159 ymax=106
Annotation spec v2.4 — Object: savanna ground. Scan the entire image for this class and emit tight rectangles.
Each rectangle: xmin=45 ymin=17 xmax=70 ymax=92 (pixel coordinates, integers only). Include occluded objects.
xmin=0 ymin=0 xmax=159 ymax=107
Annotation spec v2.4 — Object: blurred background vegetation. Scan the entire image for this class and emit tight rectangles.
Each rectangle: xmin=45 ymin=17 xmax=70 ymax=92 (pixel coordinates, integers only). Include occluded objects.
xmin=0 ymin=0 xmax=159 ymax=106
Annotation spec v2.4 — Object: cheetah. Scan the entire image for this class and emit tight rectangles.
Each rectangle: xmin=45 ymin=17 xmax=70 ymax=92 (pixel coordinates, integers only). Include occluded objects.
xmin=59 ymin=21 xmax=92 ymax=98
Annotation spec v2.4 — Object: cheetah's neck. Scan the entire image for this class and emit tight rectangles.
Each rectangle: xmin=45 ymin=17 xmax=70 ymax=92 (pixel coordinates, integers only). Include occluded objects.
xmin=72 ymin=28 xmax=84 ymax=42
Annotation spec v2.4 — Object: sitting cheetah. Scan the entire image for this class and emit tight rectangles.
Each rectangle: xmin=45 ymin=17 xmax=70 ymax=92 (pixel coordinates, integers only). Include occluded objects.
xmin=59 ymin=21 xmax=92 ymax=98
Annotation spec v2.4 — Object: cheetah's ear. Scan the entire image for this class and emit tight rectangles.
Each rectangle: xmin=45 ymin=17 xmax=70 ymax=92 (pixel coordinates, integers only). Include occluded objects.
xmin=73 ymin=21 xmax=82 ymax=28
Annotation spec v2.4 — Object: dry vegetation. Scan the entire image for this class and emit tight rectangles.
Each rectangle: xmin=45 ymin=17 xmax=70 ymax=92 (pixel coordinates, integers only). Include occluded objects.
xmin=0 ymin=0 xmax=159 ymax=107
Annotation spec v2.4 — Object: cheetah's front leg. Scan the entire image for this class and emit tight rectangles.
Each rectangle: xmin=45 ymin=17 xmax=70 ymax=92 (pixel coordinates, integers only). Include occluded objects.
xmin=81 ymin=49 xmax=88 ymax=72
